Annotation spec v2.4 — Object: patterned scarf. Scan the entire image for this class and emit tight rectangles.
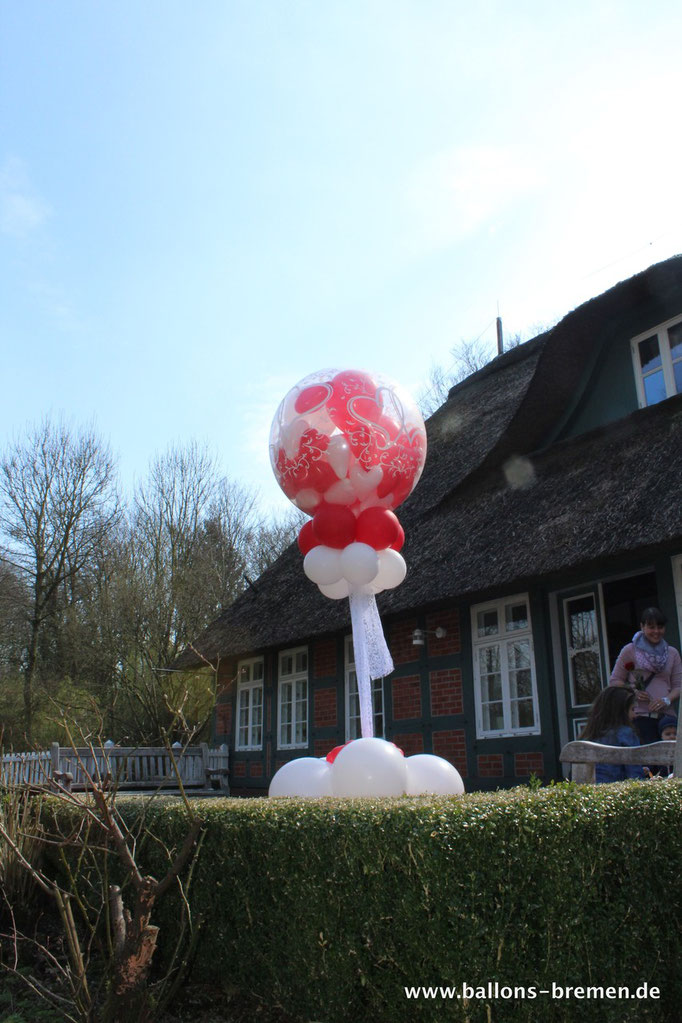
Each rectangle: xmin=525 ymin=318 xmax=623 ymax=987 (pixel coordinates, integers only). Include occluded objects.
xmin=632 ymin=630 xmax=670 ymax=674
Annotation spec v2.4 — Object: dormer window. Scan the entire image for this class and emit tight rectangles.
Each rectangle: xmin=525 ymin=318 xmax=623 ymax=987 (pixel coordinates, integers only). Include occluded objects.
xmin=631 ymin=315 xmax=682 ymax=407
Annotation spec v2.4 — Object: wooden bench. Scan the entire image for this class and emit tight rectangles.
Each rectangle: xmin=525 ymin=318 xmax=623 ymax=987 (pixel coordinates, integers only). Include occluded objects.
xmin=559 ymin=740 xmax=679 ymax=783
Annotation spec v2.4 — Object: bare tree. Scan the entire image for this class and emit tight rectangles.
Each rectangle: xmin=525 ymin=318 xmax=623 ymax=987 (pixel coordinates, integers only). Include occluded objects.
xmin=417 ymin=327 xmax=547 ymax=417
xmin=0 ymin=717 xmax=204 ymax=1023
xmin=0 ymin=418 xmax=119 ymax=741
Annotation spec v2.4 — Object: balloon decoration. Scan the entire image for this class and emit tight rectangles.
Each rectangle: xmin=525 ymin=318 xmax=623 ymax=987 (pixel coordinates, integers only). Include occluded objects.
xmin=268 ymin=737 xmax=465 ymax=798
xmin=269 ymin=368 xmax=427 ymax=744
xmin=268 ymin=370 xmax=460 ymax=799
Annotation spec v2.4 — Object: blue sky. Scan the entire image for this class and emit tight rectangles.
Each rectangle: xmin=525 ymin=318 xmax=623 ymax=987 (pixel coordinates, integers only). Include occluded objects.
xmin=2 ymin=1 xmax=682 ymax=517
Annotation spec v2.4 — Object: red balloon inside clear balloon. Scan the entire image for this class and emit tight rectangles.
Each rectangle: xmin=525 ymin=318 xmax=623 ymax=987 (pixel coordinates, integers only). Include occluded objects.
xmin=270 ymin=369 xmax=427 ymax=518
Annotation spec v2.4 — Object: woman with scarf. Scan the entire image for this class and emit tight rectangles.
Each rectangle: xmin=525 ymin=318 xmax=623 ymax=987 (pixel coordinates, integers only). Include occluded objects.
xmin=609 ymin=607 xmax=682 ymax=745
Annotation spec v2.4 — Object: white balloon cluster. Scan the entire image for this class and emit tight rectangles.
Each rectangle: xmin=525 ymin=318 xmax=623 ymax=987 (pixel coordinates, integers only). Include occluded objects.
xmin=268 ymin=737 xmax=465 ymax=798
xmin=303 ymin=543 xmax=407 ymax=600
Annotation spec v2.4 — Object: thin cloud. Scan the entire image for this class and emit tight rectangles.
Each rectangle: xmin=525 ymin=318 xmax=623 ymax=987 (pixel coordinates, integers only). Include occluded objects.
xmin=0 ymin=156 xmax=51 ymax=239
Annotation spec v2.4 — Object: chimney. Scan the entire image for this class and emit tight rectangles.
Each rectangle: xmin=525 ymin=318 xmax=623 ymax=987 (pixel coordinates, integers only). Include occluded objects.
xmin=496 ymin=316 xmax=504 ymax=355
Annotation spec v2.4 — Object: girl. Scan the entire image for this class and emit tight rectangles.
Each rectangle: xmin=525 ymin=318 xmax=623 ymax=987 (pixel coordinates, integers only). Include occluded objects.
xmin=580 ymin=686 xmax=647 ymax=783
xmin=609 ymin=607 xmax=681 ymax=745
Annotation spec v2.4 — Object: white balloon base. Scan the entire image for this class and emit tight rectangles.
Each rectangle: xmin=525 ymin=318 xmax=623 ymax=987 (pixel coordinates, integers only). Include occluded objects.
xmin=268 ymin=737 xmax=464 ymax=798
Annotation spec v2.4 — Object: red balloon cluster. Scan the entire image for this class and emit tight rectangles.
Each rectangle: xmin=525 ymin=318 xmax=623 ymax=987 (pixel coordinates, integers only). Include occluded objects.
xmin=297 ymin=506 xmax=405 ymax=556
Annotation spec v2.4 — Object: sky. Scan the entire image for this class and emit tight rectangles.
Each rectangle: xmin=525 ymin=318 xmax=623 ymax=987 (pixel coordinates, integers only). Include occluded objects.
xmin=2 ymin=0 xmax=682 ymax=518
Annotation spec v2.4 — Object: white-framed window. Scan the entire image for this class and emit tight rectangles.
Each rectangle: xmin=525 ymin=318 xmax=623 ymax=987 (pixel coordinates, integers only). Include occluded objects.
xmin=344 ymin=635 xmax=384 ymax=740
xmin=235 ymin=658 xmax=264 ymax=751
xmin=631 ymin=315 xmax=682 ymax=408
xmin=278 ymin=647 xmax=308 ymax=748
xmin=471 ymin=594 xmax=540 ymax=738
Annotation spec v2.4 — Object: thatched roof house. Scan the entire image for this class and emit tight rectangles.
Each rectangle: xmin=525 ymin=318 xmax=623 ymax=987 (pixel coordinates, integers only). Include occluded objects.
xmin=179 ymin=256 xmax=682 ymax=793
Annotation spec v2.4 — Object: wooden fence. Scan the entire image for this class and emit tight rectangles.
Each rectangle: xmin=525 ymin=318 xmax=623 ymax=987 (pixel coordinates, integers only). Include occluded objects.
xmin=1 ymin=742 xmax=229 ymax=794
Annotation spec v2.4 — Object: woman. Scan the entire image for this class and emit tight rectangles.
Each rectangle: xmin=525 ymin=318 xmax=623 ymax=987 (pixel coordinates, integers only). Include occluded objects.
xmin=609 ymin=607 xmax=682 ymax=745
xmin=580 ymin=686 xmax=646 ymax=783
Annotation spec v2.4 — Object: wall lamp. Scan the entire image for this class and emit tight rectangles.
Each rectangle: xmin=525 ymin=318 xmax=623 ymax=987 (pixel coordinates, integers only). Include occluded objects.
xmin=412 ymin=627 xmax=447 ymax=646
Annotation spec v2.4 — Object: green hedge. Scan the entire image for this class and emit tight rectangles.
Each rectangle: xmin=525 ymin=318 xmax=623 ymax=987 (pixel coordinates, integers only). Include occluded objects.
xmin=54 ymin=782 xmax=682 ymax=1023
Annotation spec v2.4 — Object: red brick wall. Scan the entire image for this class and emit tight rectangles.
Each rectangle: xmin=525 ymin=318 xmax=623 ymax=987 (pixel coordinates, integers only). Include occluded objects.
xmin=432 ymin=729 xmax=468 ymax=777
xmin=249 ymin=761 xmax=263 ymax=778
xmin=391 ymin=675 xmax=422 ymax=720
xmin=215 ymin=702 xmax=232 ymax=737
xmin=314 ymin=687 xmax=337 ymax=728
xmin=389 ymin=619 xmax=418 ymax=665
xmin=429 ymin=668 xmax=463 ymax=716
xmin=392 ymin=732 xmax=424 ymax=756
xmin=314 ymin=638 xmax=337 ymax=678
xmin=514 ymin=752 xmax=544 ymax=777
xmin=478 ymin=753 xmax=504 ymax=778
xmin=232 ymin=761 xmax=246 ymax=779
xmin=425 ymin=608 xmax=461 ymax=656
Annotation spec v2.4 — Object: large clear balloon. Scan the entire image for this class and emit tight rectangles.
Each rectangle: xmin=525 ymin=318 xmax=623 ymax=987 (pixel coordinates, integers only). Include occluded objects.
xmin=270 ymin=369 xmax=427 ymax=517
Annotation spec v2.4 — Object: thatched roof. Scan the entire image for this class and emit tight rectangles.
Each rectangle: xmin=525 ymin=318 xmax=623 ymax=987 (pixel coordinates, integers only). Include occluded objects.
xmin=176 ymin=256 xmax=682 ymax=668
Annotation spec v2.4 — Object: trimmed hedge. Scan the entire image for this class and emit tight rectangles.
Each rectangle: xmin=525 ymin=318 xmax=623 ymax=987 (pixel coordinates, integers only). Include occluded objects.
xmin=54 ymin=782 xmax=682 ymax=1022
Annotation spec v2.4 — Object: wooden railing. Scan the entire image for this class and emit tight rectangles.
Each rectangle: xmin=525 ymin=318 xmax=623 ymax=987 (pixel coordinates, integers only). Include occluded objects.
xmin=1 ymin=743 xmax=229 ymax=794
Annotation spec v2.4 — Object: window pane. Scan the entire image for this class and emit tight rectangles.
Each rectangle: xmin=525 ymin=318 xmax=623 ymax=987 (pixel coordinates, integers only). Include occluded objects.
xmin=281 ymin=655 xmax=293 ymax=676
xmin=638 ymin=335 xmax=661 ymax=372
xmin=505 ymin=602 xmax=528 ymax=632
xmin=483 ymin=702 xmax=505 ymax=731
xmin=643 ymin=369 xmax=667 ymax=406
xmin=674 ymin=359 xmax=682 ymax=396
xmin=512 ymin=698 xmax=535 ymax=728
xmin=566 ymin=596 xmax=597 ymax=650
xmin=295 ymin=651 xmax=308 ymax=673
xmin=509 ymin=640 xmax=530 ymax=670
xmin=477 ymin=609 xmax=498 ymax=637
xmin=238 ymin=696 xmax=249 ymax=745
xmin=253 ymin=661 xmax=264 ymax=681
xmin=479 ymin=646 xmax=500 ymax=674
xmin=511 ymin=668 xmax=532 ymax=699
xmin=571 ymin=651 xmax=602 ymax=705
xmin=667 ymin=322 xmax=682 ymax=358
xmin=483 ymin=673 xmax=503 ymax=701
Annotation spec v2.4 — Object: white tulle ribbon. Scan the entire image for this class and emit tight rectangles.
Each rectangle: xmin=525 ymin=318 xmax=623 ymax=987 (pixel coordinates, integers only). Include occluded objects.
xmin=348 ymin=589 xmax=394 ymax=738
